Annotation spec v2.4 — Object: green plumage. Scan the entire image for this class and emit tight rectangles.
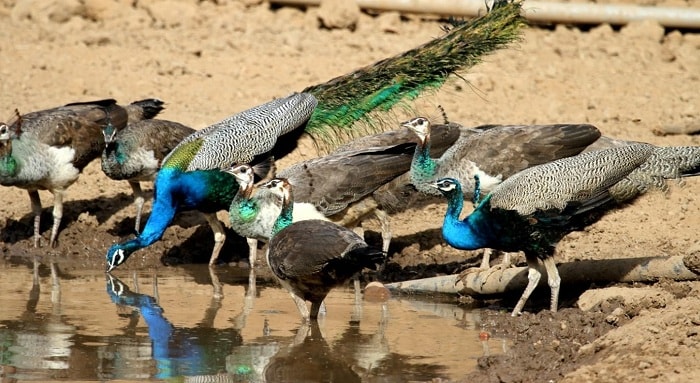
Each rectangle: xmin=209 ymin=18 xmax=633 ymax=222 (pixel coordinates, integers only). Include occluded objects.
xmin=163 ymin=138 xmax=203 ymax=170
xmin=302 ymin=0 xmax=525 ymax=150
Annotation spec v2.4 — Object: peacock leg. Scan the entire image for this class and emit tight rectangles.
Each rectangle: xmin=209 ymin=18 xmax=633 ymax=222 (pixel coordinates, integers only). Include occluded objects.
xmin=128 ymin=181 xmax=145 ymax=234
xmin=457 ymin=248 xmax=493 ymax=282
xmin=511 ymin=258 xmax=541 ymax=316
xmin=542 ymin=256 xmax=561 ymax=313
xmin=291 ymin=292 xmax=310 ymax=321
xmin=373 ymin=208 xmax=391 ymax=254
xmin=49 ymin=190 xmax=64 ymax=248
xmin=203 ymin=213 xmax=226 ymax=266
xmin=28 ymin=190 xmax=42 ymax=247
xmin=480 ymin=248 xmax=493 ymax=270
xmin=246 ymin=237 xmax=258 ymax=268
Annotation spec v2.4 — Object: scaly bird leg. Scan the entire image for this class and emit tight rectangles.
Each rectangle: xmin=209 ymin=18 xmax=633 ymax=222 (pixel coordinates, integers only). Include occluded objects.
xmin=310 ymin=300 xmax=326 ymax=320
xmin=49 ymin=190 xmax=65 ymax=248
xmin=542 ymin=256 xmax=561 ymax=313
xmin=374 ymin=208 xmax=391 ymax=254
xmin=511 ymin=258 xmax=542 ymax=317
xmin=128 ymin=181 xmax=145 ymax=234
xmin=291 ymin=292 xmax=310 ymax=322
xmin=246 ymin=237 xmax=258 ymax=268
xmin=457 ymin=248 xmax=493 ymax=283
xmin=203 ymin=213 xmax=226 ymax=266
xmin=28 ymin=190 xmax=42 ymax=247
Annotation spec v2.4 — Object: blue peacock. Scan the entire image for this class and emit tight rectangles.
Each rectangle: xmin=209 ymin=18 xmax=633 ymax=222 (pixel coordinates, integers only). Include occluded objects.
xmin=105 ymin=0 xmax=527 ymax=271
xmin=431 ymin=143 xmax=700 ymax=316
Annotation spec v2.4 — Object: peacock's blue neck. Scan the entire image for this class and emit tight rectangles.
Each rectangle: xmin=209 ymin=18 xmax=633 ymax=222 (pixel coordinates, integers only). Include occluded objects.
xmin=441 ymin=187 xmax=492 ymax=250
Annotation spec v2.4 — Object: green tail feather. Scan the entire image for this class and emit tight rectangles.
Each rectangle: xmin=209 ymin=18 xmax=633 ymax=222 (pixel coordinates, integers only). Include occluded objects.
xmin=303 ymin=0 xmax=526 ymax=150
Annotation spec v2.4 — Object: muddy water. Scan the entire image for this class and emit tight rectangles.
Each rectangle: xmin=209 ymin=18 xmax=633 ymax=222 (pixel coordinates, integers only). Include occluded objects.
xmin=0 ymin=258 xmax=506 ymax=382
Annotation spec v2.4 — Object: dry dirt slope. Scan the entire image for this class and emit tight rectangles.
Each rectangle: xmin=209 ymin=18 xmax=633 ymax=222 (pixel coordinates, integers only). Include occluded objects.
xmin=0 ymin=1 xmax=699 ymax=382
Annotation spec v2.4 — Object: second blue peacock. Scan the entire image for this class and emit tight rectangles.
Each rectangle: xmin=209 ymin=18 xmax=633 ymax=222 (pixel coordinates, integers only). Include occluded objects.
xmin=432 ymin=143 xmax=700 ymax=316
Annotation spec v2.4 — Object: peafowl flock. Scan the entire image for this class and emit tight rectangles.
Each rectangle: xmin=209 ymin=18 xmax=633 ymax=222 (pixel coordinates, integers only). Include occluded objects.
xmin=105 ymin=0 xmax=526 ymax=272
xmin=431 ymin=143 xmax=700 ymax=316
xmin=263 ymin=178 xmax=386 ymax=321
xmin=101 ymin=117 xmax=195 ymax=234
xmin=0 ymin=98 xmax=162 ymax=248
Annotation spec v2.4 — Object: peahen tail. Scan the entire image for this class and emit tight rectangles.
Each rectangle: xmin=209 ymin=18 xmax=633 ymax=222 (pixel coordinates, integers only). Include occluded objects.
xmin=303 ymin=0 xmax=525 ymax=149
xmin=610 ymin=146 xmax=700 ymax=201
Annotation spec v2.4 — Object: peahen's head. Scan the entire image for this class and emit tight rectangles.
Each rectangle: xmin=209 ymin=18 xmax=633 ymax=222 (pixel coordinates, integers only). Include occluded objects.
xmin=0 ymin=123 xmax=13 ymax=156
xmin=106 ymin=242 xmax=138 ymax=272
xmin=102 ymin=121 xmax=118 ymax=145
xmin=262 ymin=178 xmax=294 ymax=235
xmin=431 ymin=178 xmax=463 ymax=198
xmin=223 ymin=164 xmax=255 ymax=189
xmin=402 ymin=117 xmax=431 ymax=143
xmin=0 ymin=109 xmax=22 ymax=157
xmin=262 ymin=178 xmax=292 ymax=205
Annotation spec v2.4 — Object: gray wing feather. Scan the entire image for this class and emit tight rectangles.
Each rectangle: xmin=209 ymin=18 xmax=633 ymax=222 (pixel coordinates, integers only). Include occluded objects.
xmin=278 ymin=144 xmax=413 ymax=215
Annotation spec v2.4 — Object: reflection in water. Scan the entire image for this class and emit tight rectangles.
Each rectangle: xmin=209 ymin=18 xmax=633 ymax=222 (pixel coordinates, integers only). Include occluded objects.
xmin=103 ymin=270 xmax=254 ymax=381
xmin=0 ymin=261 xmax=504 ymax=382
xmin=264 ymin=322 xmax=360 ymax=382
xmin=0 ymin=258 xmax=76 ymax=381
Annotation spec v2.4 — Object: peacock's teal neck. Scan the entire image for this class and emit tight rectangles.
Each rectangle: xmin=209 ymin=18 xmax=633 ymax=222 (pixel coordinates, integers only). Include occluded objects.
xmin=272 ymin=196 xmax=293 ymax=236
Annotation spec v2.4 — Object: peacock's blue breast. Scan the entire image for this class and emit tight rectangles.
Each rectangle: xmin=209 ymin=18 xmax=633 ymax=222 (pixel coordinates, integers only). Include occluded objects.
xmin=156 ymin=168 xmax=238 ymax=212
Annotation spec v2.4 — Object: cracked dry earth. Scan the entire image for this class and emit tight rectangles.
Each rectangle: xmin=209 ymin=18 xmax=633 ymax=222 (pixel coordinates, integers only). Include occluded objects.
xmin=0 ymin=0 xmax=700 ymax=382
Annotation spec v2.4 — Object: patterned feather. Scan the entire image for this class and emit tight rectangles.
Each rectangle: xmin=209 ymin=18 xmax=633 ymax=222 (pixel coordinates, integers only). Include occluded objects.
xmin=163 ymin=93 xmax=318 ymax=171
xmin=403 ymin=116 xmax=602 ymax=198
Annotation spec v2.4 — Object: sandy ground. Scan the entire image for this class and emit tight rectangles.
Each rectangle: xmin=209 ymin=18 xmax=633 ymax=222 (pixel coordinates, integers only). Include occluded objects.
xmin=0 ymin=0 xmax=699 ymax=381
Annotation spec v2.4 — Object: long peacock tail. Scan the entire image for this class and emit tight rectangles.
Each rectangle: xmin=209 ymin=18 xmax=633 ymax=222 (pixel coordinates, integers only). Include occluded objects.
xmin=303 ymin=0 xmax=525 ymax=149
